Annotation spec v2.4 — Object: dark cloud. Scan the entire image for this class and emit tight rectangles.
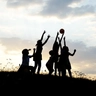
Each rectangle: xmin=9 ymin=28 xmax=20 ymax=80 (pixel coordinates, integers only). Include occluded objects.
xmin=0 ymin=37 xmax=96 ymax=74
xmin=0 ymin=37 xmax=96 ymax=64
xmin=0 ymin=37 xmax=35 ymax=53
xmin=66 ymin=40 xmax=96 ymax=74
xmin=7 ymin=0 xmax=43 ymax=8
xmin=65 ymin=40 xmax=96 ymax=64
xmin=43 ymin=37 xmax=96 ymax=64
xmin=0 ymin=37 xmax=96 ymax=68
xmin=6 ymin=0 xmax=96 ymax=18
xmin=44 ymin=38 xmax=96 ymax=74
xmin=69 ymin=41 xmax=96 ymax=64
xmin=40 ymin=0 xmax=96 ymax=18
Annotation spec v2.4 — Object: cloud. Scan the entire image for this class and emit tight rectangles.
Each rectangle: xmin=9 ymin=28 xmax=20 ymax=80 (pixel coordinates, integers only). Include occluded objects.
xmin=72 ymin=5 xmax=95 ymax=16
xmin=65 ymin=39 xmax=96 ymax=74
xmin=0 ymin=36 xmax=96 ymax=74
xmin=66 ymin=40 xmax=96 ymax=63
xmin=40 ymin=0 xmax=96 ymax=18
xmin=45 ymin=37 xmax=96 ymax=74
xmin=6 ymin=0 xmax=96 ymax=19
xmin=43 ymin=37 xmax=96 ymax=65
xmin=0 ymin=37 xmax=96 ymax=63
xmin=0 ymin=37 xmax=35 ymax=53
xmin=7 ymin=0 xmax=43 ymax=8
xmin=80 ymin=64 xmax=96 ymax=75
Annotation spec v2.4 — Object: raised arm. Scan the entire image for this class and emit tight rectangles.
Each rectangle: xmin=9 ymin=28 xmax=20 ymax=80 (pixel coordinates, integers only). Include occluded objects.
xmin=42 ymin=35 xmax=50 ymax=46
xmin=40 ymin=30 xmax=46 ymax=41
xmin=69 ymin=49 xmax=76 ymax=56
xmin=57 ymin=33 xmax=64 ymax=48
xmin=58 ymin=37 xmax=62 ymax=51
xmin=59 ymin=33 xmax=64 ymax=43
xmin=52 ymin=32 xmax=59 ymax=50
xmin=63 ymin=36 xmax=66 ymax=46
xmin=54 ymin=32 xmax=59 ymax=43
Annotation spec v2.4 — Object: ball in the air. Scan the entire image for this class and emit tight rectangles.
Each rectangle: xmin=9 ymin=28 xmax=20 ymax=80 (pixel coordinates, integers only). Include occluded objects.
xmin=59 ymin=28 xmax=65 ymax=34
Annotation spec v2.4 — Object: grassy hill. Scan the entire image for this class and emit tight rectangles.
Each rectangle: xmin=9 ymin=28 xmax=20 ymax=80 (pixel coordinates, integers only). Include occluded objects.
xmin=0 ymin=71 xmax=96 ymax=95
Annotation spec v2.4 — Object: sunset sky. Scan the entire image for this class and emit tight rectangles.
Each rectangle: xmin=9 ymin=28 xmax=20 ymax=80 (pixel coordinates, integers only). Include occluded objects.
xmin=0 ymin=0 xmax=96 ymax=77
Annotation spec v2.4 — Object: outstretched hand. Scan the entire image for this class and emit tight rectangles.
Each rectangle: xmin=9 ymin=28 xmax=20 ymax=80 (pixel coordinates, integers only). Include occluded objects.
xmin=47 ymin=35 xmax=50 ymax=38
xmin=28 ymin=49 xmax=31 ymax=51
xmin=57 ymin=32 xmax=59 ymax=36
xmin=43 ymin=30 xmax=46 ymax=34
xmin=74 ymin=49 xmax=76 ymax=52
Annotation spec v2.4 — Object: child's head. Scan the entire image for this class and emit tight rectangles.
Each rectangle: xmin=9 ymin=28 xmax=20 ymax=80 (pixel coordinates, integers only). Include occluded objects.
xmin=22 ymin=49 xmax=30 ymax=55
xmin=36 ymin=40 xmax=42 ymax=46
xmin=49 ymin=50 xmax=54 ymax=56
xmin=63 ymin=46 xmax=69 ymax=52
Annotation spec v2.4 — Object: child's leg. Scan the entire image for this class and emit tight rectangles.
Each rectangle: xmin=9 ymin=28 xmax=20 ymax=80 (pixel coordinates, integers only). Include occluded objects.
xmin=54 ymin=61 xmax=58 ymax=76
xmin=47 ymin=63 xmax=54 ymax=75
xmin=34 ymin=62 xmax=38 ymax=74
xmin=68 ymin=69 xmax=72 ymax=78
xmin=37 ymin=61 xmax=41 ymax=74
xmin=62 ymin=69 xmax=66 ymax=77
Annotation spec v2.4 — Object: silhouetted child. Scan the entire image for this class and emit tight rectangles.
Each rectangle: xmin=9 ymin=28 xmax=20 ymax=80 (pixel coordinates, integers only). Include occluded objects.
xmin=46 ymin=50 xmax=54 ymax=75
xmin=18 ymin=49 xmax=34 ymax=74
xmin=34 ymin=30 xmax=50 ymax=74
xmin=52 ymin=32 xmax=64 ymax=76
xmin=58 ymin=37 xmax=76 ymax=77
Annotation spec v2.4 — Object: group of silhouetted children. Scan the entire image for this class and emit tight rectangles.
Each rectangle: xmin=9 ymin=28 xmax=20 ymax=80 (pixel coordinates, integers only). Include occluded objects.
xmin=18 ymin=30 xmax=76 ymax=78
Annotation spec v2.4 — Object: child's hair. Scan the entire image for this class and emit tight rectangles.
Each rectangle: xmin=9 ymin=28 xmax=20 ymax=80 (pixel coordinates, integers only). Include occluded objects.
xmin=36 ymin=40 xmax=42 ymax=46
xmin=63 ymin=46 xmax=69 ymax=52
xmin=22 ymin=49 xmax=29 ymax=55
xmin=49 ymin=50 xmax=54 ymax=56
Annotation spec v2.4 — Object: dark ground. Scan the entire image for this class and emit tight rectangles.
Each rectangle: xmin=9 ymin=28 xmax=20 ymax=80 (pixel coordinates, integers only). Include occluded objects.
xmin=0 ymin=71 xmax=96 ymax=95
